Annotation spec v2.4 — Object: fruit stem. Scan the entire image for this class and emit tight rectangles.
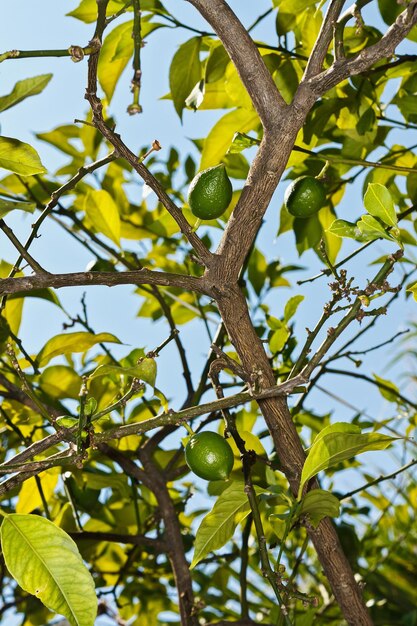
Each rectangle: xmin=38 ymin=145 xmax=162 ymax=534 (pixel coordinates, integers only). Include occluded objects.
xmin=316 ymin=160 xmax=330 ymax=180
xmin=183 ymin=422 xmax=195 ymax=436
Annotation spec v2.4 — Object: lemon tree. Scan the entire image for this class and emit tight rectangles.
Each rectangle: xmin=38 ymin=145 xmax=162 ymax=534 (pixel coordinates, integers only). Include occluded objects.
xmin=1 ymin=3 xmax=417 ymax=626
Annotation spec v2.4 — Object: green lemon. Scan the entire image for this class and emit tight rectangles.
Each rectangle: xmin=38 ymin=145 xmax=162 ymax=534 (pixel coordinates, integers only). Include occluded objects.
xmin=284 ymin=176 xmax=326 ymax=218
xmin=185 ymin=431 xmax=234 ymax=481
xmin=188 ymin=164 xmax=233 ymax=220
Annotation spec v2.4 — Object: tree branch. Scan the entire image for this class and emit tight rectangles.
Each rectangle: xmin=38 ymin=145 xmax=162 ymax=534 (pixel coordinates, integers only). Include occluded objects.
xmin=302 ymin=0 xmax=346 ymax=80
xmin=99 ymin=443 xmax=198 ymax=626
xmin=0 ymin=269 xmax=206 ymax=297
xmin=84 ymin=0 xmax=212 ymax=267
xmin=186 ymin=0 xmax=288 ymax=127
xmin=308 ymin=0 xmax=417 ymax=95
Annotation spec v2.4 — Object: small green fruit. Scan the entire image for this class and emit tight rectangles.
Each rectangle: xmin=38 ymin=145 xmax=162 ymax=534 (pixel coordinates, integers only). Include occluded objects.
xmin=185 ymin=431 xmax=234 ymax=481
xmin=188 ymin=164 xmax=233 ymax=220
xmin=284 ymin=176 xmax=326 ymax=218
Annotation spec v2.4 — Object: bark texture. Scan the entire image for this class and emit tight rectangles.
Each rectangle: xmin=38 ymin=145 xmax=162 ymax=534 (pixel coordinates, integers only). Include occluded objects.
xmin=216 ymin=286 xmax=373 ymax=626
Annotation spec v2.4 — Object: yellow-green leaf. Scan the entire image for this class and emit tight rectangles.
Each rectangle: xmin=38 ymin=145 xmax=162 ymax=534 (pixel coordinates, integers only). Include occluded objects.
xmin=364 ymin=183 xmax=397 ymax=228
xmin=1 ymin=514 xmax=97 ymax=626
xmin=84 ymin=189 xmax=121 ymax=246
xmin=296 ymin=489 xmax=340 ymax=527
xmin=0 ymin=137 xmax=46 ymax=176
xmin=0 ymin=74 xmax=52 ymax=113
xmin=0 ymin=198 xmax=36 ymax=219
xmin=191 ymin=481 xmax=252 ymax=569
xmin=36 ymin=331 xmax=121 ymax=367
xmin=200 ymin=108 xmax=260 ymax=170
xmin=67 ymin=0 xmax=127 ymax=23
xmin=90 ymin=357 xmax=157 ymax=387
xmin=98 ymin=21 xmax=134 ymax=101
xmin=298 ymin=422 xmax=396 ymax=499
xmin=16 ymin=469 xmax=59 ymax=515
xmin=169 ymin=37 xmax=202 ymax=119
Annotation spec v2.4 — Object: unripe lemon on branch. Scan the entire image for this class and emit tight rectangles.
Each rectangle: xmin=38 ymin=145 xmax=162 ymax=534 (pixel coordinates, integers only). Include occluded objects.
xmin=284 ymin=175 xmax=326 ymax=218
xmin=188 ymin=164 xmax=233 ymax=220
xmin=185 ymin=431 xmax=234 ymax=481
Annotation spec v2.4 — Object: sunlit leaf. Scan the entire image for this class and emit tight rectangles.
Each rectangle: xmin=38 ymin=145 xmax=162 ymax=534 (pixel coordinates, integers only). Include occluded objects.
xmin=36 ymin=331 xmax=121 ymax=367
xmin=0 ymin=137 xmax=46 ymax=176
xmin=327 ymin=219 xmax=367 ymax=240
xmin=0 ymin=75 xmax=52 ymax=113
xmin=373 ymin=373 xmax=401 ymax=403
xmin=0 ymin=198 xmax=36 ymax=219
xmin=16 ymin=470 xmax=59 ymax=515
xmin=84 ymin=189 xmax=121 ymax=246
xmin=1 ymin=514 xmax=97 ymax=626
xmin=90 ymin=357 xmax=157 ymax=387
xmin=298 ymin=423 xmax=396 ymax=499
xmin=284 ymin=295 xmax=304 ymax=322
xmin=98 ymin=21 xmax=134 ymax=101
xmin=356 ymin=214 xmax=394 ymax=242
xmin=364 ymin=183 xmax=397 ymax=228
xmin=200 ymin=108 xmax=260 ymax=169
xmin=169 ymin=37 xmax=202 ymax=119
xmin=191 ymin=481 xmax=252 ymax=568
xmin=269 ymin=322 xmax=290 ymax=353
xmin=227 ymin=131 xmax=260 ymax=154
xmin=67 ymin=0 xmax=130 ymax=23
xmin=296 ymin=489 xmax=340 ymax=527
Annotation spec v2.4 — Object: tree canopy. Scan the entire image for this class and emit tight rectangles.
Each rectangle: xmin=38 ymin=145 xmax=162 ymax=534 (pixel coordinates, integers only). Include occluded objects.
xmin=1 ymin=1 xmax=417 ymax=625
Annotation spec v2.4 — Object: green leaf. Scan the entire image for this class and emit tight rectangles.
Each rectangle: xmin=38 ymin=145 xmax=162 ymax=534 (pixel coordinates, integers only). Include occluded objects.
xmin=84 ymin=189 xmax=121 ymax=246
xmin=200 ymin=108 xmax=260 ymax=169
xmin=9 ymin=288 xmax=62 ymax=309
xmin=327 ymin=219 xmax=367 ymax=241
xmin=0 ymin=74 xmax=52 ymax=113
xmin=227 ymin=131 xmax=260 ymax=154
xmin=273 ymin=0 xmax=319 ymax=11
xmin=0 ymin=137 xmax=46 ymax=176
xmin=294 ymin=214 xmax=322 ymax=255
xmin=356 ymin=214 xmax=394 ymax=242
xmin=407 ymin=281 xmax=417 ymax=301
xmin=90 ymin=357 xmax=157 ymax=387
xmin=269 ymin=321 xmax=290 ymax=353
xmin=36 ymin=331 xmax=121 ymax=367
xmin=67 ymin=0 xmax=129 ymax=23
xmin=0 ymin=198 xmax=36 ymax=219
xmin=298 ymin=423 xmax=396 ymax=499
xmin=364 ymin=183 xmax=398 ymax=228
xmin=191 ymin=482 xmax=252 ymax=568
xmin=373 ymin=373 xmax=400 ymax=403
xmin=169 ymin=37 xmax=202 ymax=119
xmin=16 ymin=470 xmax=59 ymax=515
xmin=205 ymin=43 xmax=229 ymax=83
xmin=98 ymin=21 xmax=134 ymax=102
xmin=1 ymin=514 xmax=97 ymax=626
xmin=56 ymin=416 xmax=79 ymax=428
xmin=284 ymin=295 xmax=304 ymax=323
xmin=296 ymin=489 xmax=340 ymax=527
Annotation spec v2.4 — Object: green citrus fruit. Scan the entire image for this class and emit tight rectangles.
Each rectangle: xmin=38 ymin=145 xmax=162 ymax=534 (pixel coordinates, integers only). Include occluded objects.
xmin=188 ymin=164 xmax=233 ymax=220
xmin=284 ymin=176 xmax=326 ymax=218
xmin=185 ymin=431 xmax=234 ymax=481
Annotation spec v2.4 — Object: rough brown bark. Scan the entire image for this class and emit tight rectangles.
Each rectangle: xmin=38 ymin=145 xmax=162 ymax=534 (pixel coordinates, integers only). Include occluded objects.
xmin=216 ymin=286 xmax=373 ymax=626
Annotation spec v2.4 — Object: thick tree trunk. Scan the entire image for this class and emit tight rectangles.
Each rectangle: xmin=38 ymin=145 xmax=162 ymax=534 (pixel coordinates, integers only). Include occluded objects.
xmin=216 ymin=286 xmax=373 ymax=626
